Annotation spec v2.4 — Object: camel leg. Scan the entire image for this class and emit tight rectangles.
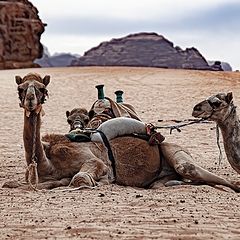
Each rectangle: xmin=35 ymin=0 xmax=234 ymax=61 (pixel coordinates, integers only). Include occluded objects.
xmin=70 ymin=158 xmax=109 ymax=187
xmin=2 ymin=178 xmax=71 ymax=190
xmin=37 ymin=178 xmax=71 ymax=189
xmin=161 ymin=143 xmax=240 ymax=192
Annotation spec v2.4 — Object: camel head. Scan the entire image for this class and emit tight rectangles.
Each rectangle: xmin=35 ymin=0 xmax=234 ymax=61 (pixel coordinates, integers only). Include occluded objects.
xmin=192 ymin=92 xmax=234 ymax=123
xmin=16 ymin=73 xmax=50 ymax=116
xmin=66 ymin=108 xmax=89 ymax=131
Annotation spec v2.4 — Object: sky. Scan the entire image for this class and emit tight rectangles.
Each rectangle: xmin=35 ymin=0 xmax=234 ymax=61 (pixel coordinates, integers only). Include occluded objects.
xmin=31 ymin=0 xmax=240 ymax=70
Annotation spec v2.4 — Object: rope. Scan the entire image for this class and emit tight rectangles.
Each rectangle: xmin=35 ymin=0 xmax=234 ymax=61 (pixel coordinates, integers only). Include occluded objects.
xmin=214 ymin=105 xmax=236 ymax=167
xmin=26 ymin=113 xmax=39 ymax=191
xmin=216 ymin=124 xmax=223 ymax=166
xmin=54 ymin=185 xmax=98 ymax=192
xmin=155 ymin=118 xmax=225 ymax=167
xmin=154 ymin=118 xmax=210 ymax=134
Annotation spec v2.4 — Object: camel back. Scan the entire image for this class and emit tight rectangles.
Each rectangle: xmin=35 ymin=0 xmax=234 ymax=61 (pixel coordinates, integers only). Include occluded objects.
xmin=88 ymin=97 xmax=141 ymax=129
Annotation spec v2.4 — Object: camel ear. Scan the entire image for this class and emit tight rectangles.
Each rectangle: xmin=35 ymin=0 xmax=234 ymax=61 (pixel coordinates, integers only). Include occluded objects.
xmin=43 ymin=75 xmax=50 ymax=86
xmin=15 ymin=76 xmax=23 ymax=85
xmin=226 ymin=92 xmax=233 ymax=104
xmin=66 ymin=111 xmax=70 ymax=118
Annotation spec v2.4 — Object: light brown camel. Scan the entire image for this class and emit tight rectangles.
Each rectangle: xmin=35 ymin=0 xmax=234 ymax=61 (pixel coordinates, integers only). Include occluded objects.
xmin=192 ymin=92 xmax=240 ymax=175
xmin=66 ymin=85 xmax=141 ymax=130
xmin=65 ymin=98 xmax=140 ymax=131
xmin=3 ymin=74 xmax=240 ymax=192
xmin=66 ymin=108 xmax=90 ymax=131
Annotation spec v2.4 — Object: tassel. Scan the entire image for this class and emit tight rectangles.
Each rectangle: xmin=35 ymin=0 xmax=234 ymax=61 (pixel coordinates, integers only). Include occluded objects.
xmin=26 ymin=162 xmax=39 ymax=191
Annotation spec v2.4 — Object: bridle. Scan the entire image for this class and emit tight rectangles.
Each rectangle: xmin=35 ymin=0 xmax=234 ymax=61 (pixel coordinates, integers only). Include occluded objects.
xmin=206 ymin=99 xmax=236 ymax=122
xmin=18 ymin=85 xmax=48 ymax=109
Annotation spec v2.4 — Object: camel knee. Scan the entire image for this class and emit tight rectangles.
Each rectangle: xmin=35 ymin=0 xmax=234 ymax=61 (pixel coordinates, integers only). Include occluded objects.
xmin=80 ymin=158 xmax=108 ymax=180
xmin=70 ymin=172 xmax=97 ymax=187
xmin=175 ymin=162 xmax=199 ymax=180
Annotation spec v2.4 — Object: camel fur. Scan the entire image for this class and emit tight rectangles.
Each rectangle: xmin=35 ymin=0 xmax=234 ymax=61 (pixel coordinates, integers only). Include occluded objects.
xmin=3 ymin=74 xmax=240 ymax=193
xmin=192 ymin=92 xmax=240 ymax=175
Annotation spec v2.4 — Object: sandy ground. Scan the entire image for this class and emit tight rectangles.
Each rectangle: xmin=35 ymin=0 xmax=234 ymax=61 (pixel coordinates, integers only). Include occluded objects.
xmin=1 ymin=67 xmax=240 ymax=239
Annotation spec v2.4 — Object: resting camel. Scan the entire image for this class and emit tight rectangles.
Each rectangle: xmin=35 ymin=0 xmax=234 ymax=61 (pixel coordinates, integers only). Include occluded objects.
xmin=4 ymin=73 xmax=240 ymax=192
xmin=66 ymin=84 xmax=141 ymax=130
xmin=66 ymin=108 xmax=90 ymax=131
xmin=192 ymin=92 xmax=240 ymax=175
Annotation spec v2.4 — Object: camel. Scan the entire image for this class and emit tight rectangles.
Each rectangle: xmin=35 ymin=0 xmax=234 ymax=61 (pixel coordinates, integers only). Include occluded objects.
xmin=66 ymin=85 xmax=141 ymax=131
xmin=66 ymin=108 xmax=90 ymax=131
xmin=192 ymin=92 xmax=240 ymax=175
xmin=4 ymin=73 xmax=240 ymax=192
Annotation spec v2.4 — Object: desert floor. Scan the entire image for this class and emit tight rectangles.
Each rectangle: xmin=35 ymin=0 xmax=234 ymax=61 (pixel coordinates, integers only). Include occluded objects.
xmin=0 ymin=67 xmax=240 ymax=239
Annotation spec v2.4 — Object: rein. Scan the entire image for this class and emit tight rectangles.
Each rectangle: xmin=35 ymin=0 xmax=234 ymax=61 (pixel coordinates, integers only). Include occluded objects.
xmin=154 ymin=118 xmax=210 ymax=134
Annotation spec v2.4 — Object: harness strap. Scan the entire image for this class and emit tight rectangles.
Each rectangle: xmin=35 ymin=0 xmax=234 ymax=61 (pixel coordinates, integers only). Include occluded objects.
xmin=96 ymin=130 xmax=116 ymax=178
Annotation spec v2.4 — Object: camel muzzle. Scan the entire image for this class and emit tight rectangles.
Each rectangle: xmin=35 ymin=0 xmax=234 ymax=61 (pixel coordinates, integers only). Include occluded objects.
xmin=72 ymin=120 xmax=84 ymax=130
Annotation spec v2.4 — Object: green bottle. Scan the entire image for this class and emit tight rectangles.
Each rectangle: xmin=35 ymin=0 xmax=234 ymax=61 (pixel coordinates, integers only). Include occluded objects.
xmin=115 ymin=90 xmax=124 ymax=103
xmin=95 ymin=84 xmax=105 ymax=100
xmin=94 ymin=84 xmax=111 ymax=113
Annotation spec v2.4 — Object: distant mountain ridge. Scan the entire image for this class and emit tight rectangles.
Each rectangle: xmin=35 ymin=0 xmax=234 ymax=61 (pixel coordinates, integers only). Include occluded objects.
xmin=71 ymin=32 xmax=211 ymax=70
xmin=34 ymin=46 xmax=79 ymax=67
xmin=35 ymin=33 xmax=232 ymax=71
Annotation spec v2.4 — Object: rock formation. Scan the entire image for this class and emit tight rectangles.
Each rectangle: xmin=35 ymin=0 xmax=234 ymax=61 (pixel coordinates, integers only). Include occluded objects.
xmin=0 ymin=0 xmax=45 ymax=69
xmin=71 ymin=32 xmax=210 ymax=70
xmin=208 ymin=60 xmax=232 ymax=71
xmin=34 ymin=46 xmax=79 ymax=67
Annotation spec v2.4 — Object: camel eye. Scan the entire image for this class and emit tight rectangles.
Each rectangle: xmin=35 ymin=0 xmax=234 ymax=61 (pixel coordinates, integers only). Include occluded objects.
xmin=39 ymin=88 xmax=46 ymax=94
xmin=17 ymin=87 xmax=25 ymax=100
xmin=18 ymin=86 xmax=25 ymax=94
xmin=209 ymin=101 xmax=221 ymax=109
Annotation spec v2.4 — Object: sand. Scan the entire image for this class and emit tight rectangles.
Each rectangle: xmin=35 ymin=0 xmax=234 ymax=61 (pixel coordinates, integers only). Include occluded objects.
xmin=0 ymin=67 xmax=240 ymax=239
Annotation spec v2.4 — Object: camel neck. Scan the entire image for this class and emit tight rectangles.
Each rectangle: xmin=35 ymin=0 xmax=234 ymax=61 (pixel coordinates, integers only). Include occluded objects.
xmin=23 ymin=111 xmax=45 ymax=166
xmin=218 ymin=107 xmax=240 ymax=173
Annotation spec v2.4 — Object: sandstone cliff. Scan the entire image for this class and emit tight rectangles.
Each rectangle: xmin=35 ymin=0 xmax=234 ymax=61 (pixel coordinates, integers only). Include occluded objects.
xmin=0 ymin=0 xmax=45 ymax=69
xmin=71 ymin=33 xmax=210 ymax=70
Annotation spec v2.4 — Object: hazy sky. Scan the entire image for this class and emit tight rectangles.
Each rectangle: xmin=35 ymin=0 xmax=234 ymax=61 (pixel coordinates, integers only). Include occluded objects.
xmin=31 ymin=0 xmax=240 ymax=70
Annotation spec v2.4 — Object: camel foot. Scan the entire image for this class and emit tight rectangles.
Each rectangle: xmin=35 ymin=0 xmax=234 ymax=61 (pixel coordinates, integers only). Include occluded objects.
xmin=2 ymin=180 xmax=24 ymax=188
xmin=69 ymin=172 xmax=97 ymax=188
xmin=164 ymin=180 xmax=185 ymax=187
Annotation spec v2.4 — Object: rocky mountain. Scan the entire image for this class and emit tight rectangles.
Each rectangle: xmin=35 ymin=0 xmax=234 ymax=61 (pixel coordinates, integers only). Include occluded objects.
xmin=208 ymin=61 xmax=232 ymax=71
xmin=0 ymin=0 xmax=45 ymax=69
xmin=34 ymin=46 xmax=79 ymax=67
xmin=71 ymin=32 xmax=211 ymax=70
